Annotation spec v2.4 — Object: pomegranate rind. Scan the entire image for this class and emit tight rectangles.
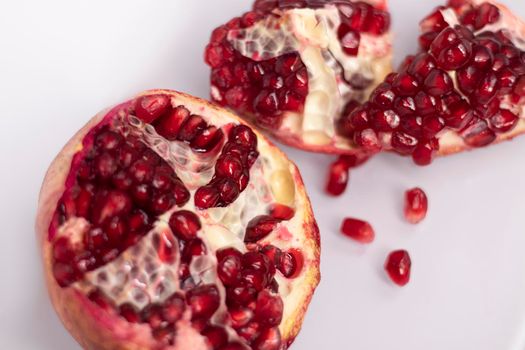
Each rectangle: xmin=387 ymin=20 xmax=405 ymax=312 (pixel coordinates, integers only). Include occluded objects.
xmin=36 ymin=89 xmax=320 ymax=350
xmin=435 ymin=0 xmax=525 ymax=156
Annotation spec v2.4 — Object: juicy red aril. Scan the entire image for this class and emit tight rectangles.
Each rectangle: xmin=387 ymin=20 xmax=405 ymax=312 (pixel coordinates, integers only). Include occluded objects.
xmin=230 ymin=307 xmax=254 ymax=329
xmin=443 ymin=99 xmax=474 ymax=129
xmin=252 ymin=327 xmax=282 ymax=350
xmin=135 ymin=95 xmax=171 ymax=123
xmin=338 ymin=24 xmax=361 ymax=56
xmin=461 ymin=118 xmax=497 ymax=147
xmin=119 ymin=304 xmax=141 ymax=323
xmin=182 ymin=239 xmax=207 ymax=262
xmin=269 ymin=204 xmax=295 ymax=221
xmin=153 ymin=106 xmax=190 ymax=141
xmin=244 ymin=216 xmax=279 ymax=243
xmin=217 ymin=248 xmax=243 ymax=286
xmin=489 ymin=109 xmax=518 ymax=133
xmin=340 ymin=218 xmax=375 ymax=244
xmin=412 ymin=142 xmax=435 ymax=166
xmin=385 ymin=250 xmax=412 ymax=286
xmin=278 ymin=249 xmax=303 ymax=278
xmin=255 ymin=290 xmax=284 ymax=327
xmin=162 ymin=294 xmax=186 ymax=323
xmin=404 ymin=188 xmax=428 ymax=224
xmin=202 ymin=326 xmax=229 ymax=349
xmin=187 ymin=284 xmax=221 ymax=320
xmin=326 ymin=159 xmax=350 ymax=196
xmin=424 ymin=69 xmax=453 ymax=96
xmin=393 ymin=73 xmax=419 ymax=96
xmin=168 ymin=210 xmax=201 ymax=241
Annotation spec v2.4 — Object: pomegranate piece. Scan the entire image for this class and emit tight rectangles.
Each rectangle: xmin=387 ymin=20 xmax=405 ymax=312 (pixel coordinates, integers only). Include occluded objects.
xmin=37 ymin=90 xmax=320 ymax=350
xmin=205 ymin=0 xmax=393 ymax=155
xmin=404 ymin=188 xmax=429 ymax=224
xmin=340 ymin=218 xmax=375 ymax=244
xmin=384 ymin=250 xmax=412 ymax=287
xmin=342 ymin=1 xmax=525 ymax=165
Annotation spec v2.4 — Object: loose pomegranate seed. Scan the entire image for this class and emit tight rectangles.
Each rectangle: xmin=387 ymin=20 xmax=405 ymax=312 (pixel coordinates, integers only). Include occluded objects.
xmin=340 ymin=218 xmax=375 ymax=244
xmin=404 ymin=188 xmax=428 ymax=224
xmin=385 ymin=250 xmax=412 ymax=287
xmin=326 ymin=159 xmax=350 ymax=196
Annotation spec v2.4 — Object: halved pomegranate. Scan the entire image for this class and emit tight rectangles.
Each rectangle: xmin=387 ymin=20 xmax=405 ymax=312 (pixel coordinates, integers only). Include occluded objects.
xmin=205 ymin=0 xmax=392 ymax=155
xmin=36 ymin=90 xmax=320 ymax=350
xmin=341 ymin=0 xmax=525 ymax=165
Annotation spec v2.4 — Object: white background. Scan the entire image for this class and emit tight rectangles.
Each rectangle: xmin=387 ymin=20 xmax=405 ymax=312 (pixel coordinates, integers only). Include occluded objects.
xmin=1 ymin=1 xmax=525 ymax=349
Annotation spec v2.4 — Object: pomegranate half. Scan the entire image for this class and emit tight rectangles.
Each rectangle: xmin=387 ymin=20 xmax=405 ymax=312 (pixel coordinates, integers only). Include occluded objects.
xmin=340 ymin=0 xmax=525 ymax=165
xmin=36 ymin=90 xmax=320 ymax=350
xmin=205 ymin=0 xmax=393 ymax=155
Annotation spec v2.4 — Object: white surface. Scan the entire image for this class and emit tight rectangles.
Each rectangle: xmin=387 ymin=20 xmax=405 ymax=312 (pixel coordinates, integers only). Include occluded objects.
xmin=1 ymin=1 xmax=525 ymax=349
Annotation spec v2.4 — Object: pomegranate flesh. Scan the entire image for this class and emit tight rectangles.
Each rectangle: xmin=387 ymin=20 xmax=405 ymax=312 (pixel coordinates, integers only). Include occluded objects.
xmin=36 ymin=90 xmax=320 ymax=350
xmin=341 ymin=0 xmax=525 ymax=165
xmin=205 ymin=0 xmax=393 ymax=155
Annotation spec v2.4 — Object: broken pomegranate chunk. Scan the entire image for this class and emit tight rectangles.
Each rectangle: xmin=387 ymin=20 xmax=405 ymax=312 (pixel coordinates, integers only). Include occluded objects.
xmin=37 ymin=90 xmax=320 ymax=350
xmin=340 ymin=0 xmax=525 ymax=164
xmin=404 ymin=187 xmax=428 ymax=224
xmin=384 ymin=250 xmax=412 ymax=286
xmin=340 ymin=218 xmax=375 ymax=244
xmin=205 ymin=0 xmax=392 ymax=154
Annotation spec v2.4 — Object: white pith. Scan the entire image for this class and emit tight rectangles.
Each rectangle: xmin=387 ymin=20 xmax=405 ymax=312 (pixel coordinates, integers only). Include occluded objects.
xmin=227 ymin=3 xmax=392 ymax=149
xmin=50 ymin=94 xmax=316 ymax=347
xmin=422 ymin=3 xmax=525 ymax=154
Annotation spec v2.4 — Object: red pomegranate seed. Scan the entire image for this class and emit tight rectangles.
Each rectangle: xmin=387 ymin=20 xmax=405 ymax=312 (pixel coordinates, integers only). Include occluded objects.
xmin=252 ymin=327 xmax=282 ymax=350
xmin=135 ymin=95 xmax=171 ymax=123
xmin=178 ymin=115 xmax=207 ymax=142
xmin=182 ymin=239 xmax=207 ymax=262
xmin=217 ymin=248 xmax=243 ymax=286
xmin=202 ymin=326 xmax=228 ymax=349
xmin=227 ymin=283 xmax=258 ymax=306
xmin=338 ymin=24 xmax=361 ymax=56
xmin=385 ymin=250 xmax=412 ymax=287
xmin=162 ymin=293 xmax=186 ymax=323
xmin=269 ymin=204 xmax=295 ymax=221
xmin=254 ymin=290 xmax=284 ymax=327
xmin=168 ymin=210 xmax=201 ymax=241
xmin=340 ymin=218 xmax=375 ymax=244
xmin=215 ymin=178 xmax=240 ymax=203
xmin=244 ymin=216 xmax=279 ymax=243
xmin=153 ymin=106 xmax=190 ymax=141
xmin=194 ymin=186 xmax=220 ymax=209
xmin=187 ymin=285 xmax=221 ymax=320
xmin=215 ymin=155 xmax=244 ymax=180
xmin=489 ymin=109 xmax=518 ymax=133
xmin=260 ymin=245 xmax=282 ymax=267
xmin=412 ymin=142 xmax=435 ymax=166
xmin=461 ymin=118 xmax=497 ymax=147
xmin=404 ymin=188 xmax=428 ymax=224
xmin=119 ymin=304 xmax=141 ymax=323
xmin=391 ymin=131 xmax=419 ymax=154
xmin=152 ymin=327 xmax=175 ymax=345
xmin=278 ymin=249 xmax=303 ymax=278
xmin=443 ymin=99 xmax=474 ymax=129
xmin=326 ymin=159 xmax=350 ymax=196
xmin=424 ymin=69 xmax=453 ymax=96
xmin=393 ymin=73 xmax=419 ymax=96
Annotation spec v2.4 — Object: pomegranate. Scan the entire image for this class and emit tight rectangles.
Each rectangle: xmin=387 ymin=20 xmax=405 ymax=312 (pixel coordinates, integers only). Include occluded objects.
xmin=36 ymin=90 xmax=320 ymax=350
xmin=205 ymin=0 xmax=392 ymax=155
xmin=404 ymin=187 xmax=428 ymax=224
xmin=325 ymin=154 xmax=370 ymax=196
xmin=340 ymin=0 xmax=525 ymax=165
xmin=384 ymin=250 xmax=412 ymax=286
xmin=340 ymin=218 xmax=375 ymax=243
